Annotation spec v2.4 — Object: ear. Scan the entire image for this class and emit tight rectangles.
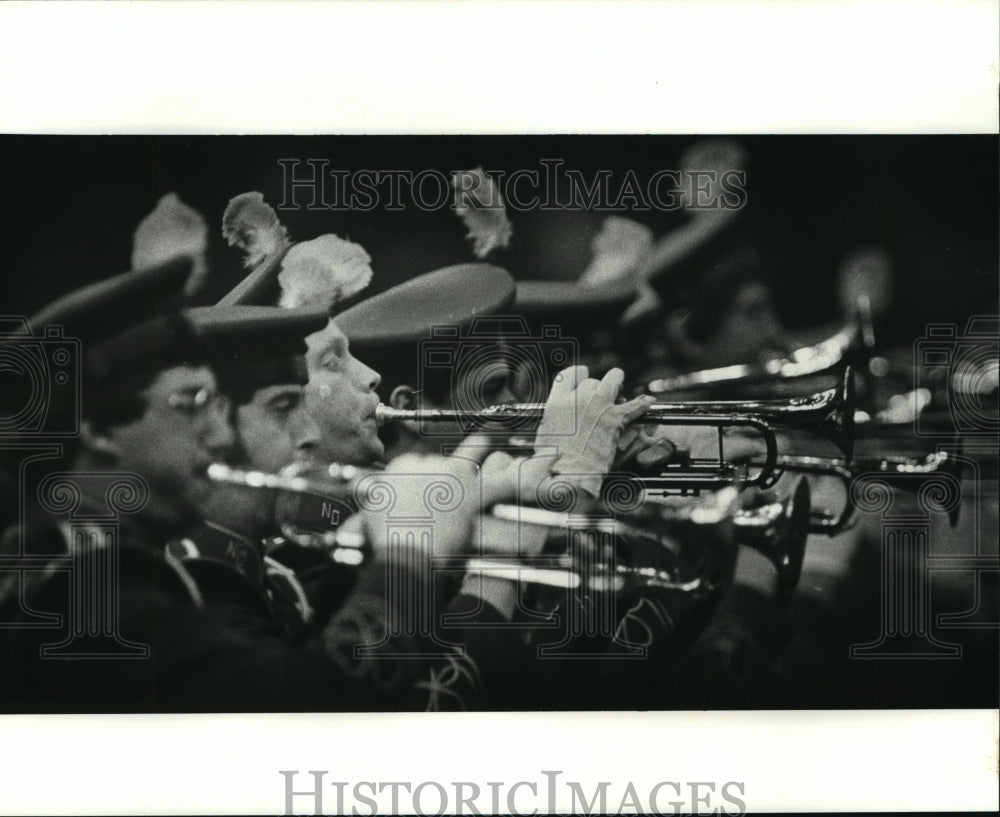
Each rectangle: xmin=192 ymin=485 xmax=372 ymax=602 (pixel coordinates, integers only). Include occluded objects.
xmin=388 ymin=385 xmax=415 ymax=410
xmin=79 ymin=419 xmax=121 ymax=460
xmin=388 ymin=385 xmax=423 ymax=435
xmin=664 ymin=309 xmax=707 ymax=364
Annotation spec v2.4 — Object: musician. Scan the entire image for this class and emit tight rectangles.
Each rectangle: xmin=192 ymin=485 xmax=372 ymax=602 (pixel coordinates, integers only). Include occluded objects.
xmin=513 ymin=277 xmax=639 ymax=385
xmin=195 ymin=256 xmax=674 ymax=712
xmin=334 ymin=263 xmax=520 ymax=460
xmin=215 ymin=203 xmax=668 ymax=491
xmin=159 ymin=302 xmax=541 ymax=709
xmin=286 ymin=260 xmax=724 ymax=706
xmin=0 ymin=257 xmax=247 ymax=711
xmin=169 ymin=304 xmax=349 ymax=638
xmin=0 ymin=259 xmax=535 ymax=712
xmin=328 ymin=264 xmax=725 ymax=707
xmin=616 ymin=139 xmax=792 ymax=379
xmin=216 ymin=215 xmax=770 ymax=708
xmin=508 ymin=251 xmax=793 ymax=707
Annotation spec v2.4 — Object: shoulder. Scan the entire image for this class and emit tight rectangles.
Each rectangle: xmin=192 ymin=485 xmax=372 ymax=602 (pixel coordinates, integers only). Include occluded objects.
xmin=0 ymin=516 xmax=69 ymax=557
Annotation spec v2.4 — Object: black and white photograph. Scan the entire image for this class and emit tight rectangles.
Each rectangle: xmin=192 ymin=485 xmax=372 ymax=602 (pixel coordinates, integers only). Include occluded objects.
xmin=0 ymin=2 xmax=997 ymax=815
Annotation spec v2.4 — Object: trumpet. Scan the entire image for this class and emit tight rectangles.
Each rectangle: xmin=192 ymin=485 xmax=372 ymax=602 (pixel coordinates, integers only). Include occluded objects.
xmin=207 ymin=462 xmax=812 ymax=599
xmin=469 ymin=477 xmax=812 ymax=598
xmin=376 ymin=366 xmax=855 ymax=492
xmin=730 ymin=476 xmax=811 ymax=598
xmin=759 ymin=449 xmax=963 ymax=533
xmin=468 ymin=488 xmax=739 ymax=596
xmin=636 ymin=449 xmax=963 ymax=534
xmin=641 ymin=299 xmax=875 ymax=396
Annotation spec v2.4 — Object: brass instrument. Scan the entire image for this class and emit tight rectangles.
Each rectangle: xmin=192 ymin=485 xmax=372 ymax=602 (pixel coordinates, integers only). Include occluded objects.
xmin=730 ymin=477 xmax=811 ymax=597
xmin=206 ymin=462 xmax=372 ymax=565
xmin=376 ymin=367 xmax=855 ymax=494
xmin=207 ymin=463 xmax=812 ymax=598
xmin=467 ymin=489 xmax=737 ymax=597
xmin=641 ymin=299 xmax=875 ymax=396
xmin=206 ymin=461 xmax=372 ymax=494
xmin=636 ymin=449 xmax=963 ymax=534
xmin=761 ymin=449 xmax=963 ymax=533
xmin=470 ymin=477 xmax=811 ymax=598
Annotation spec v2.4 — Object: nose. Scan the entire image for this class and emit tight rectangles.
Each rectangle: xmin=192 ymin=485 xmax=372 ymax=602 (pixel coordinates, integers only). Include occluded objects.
xmin=291 ymin=406 xmax=322 ymax=458
xmin=202 ymin=403 xmax=235 ymax=459
xmin=352 ymin=356 xmax=381 ymax=391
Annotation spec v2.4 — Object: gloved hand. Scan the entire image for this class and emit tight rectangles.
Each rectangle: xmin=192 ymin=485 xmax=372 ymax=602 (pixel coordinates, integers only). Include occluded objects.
xmin=530 ymin=366 xmax=656 ymax=497
xmin=614 ymin=424 xmax=677 ymax=471
xmin=358 ymin=447 xmax=483 ymax=561
xmin=653 ymin=425 xmax=767 ymax=466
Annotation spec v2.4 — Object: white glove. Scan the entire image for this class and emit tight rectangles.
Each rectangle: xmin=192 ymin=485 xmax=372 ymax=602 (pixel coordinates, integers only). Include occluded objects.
xmin=357 ymin=449 xmax=482 ymax=561
xmin=530 ymin=366 xmax=656 ymax=497
xmin=615 ymin=424 xmax=677 ymax=471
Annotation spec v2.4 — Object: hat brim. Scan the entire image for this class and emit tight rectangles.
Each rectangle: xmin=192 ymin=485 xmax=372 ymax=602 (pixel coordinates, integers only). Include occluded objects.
xmin=514 ymin=280 xmax=637 ymax=322
xmin=336 ymin=263 xmax=517 ymax=351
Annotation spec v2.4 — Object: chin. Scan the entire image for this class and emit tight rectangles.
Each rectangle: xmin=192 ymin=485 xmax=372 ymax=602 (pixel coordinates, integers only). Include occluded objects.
xmin=353 ymin=433 xmax=385 ymax=466
xmin=368 ymin=436 xmax=386 ymax=462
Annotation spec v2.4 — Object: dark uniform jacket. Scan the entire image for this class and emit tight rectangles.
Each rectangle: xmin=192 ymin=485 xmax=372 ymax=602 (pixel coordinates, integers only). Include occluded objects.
xmin=0 ymin=508 xmax=526 ymax=713
xmin=511 ymin=522 xmax=735 ymax=710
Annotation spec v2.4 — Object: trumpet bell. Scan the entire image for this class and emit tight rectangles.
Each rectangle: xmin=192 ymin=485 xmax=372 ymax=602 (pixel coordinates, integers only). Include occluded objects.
xmin=771 ymin=365 xmax=856 ymax=461
xmin=732 ymin=477 xmax=811 ymax=598
xmin=940 ymin=448 xmax=965 ymax=527
xmin=640 ymin=304 xmax=874 ymax=397
xmin=830 ymin=366 xmax=855 ymax=462
xmin=781 ymin=477 xmax=812 ymax=597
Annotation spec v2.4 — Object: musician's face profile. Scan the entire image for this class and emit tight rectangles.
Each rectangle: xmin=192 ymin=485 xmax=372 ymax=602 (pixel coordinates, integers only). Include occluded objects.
xmin=698 ymin=282 xmax=791 ymax=368
xmin=303 ymin=320 xmax=385 ymax=466
xmin=452 ymin=357 xmax=516 ymax=413
xmin=199 ymin=383 xmax=321 ymax=534
xmin=388 ymin=356 xmax=517 ymax=453
xmin=95 ymin=365 xmax=235 ymax=531
xmin=234 ymin=384 xmax=320 ymax=474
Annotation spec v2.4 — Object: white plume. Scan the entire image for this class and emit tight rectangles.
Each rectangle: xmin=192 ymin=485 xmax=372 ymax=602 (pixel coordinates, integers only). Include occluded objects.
xmin=452 ymin=167 xmax=513 ymax=258
xmin=278 ymin=234 xmax=374 ymax=310
xmin=222 ymin=191 xmax=291 ymax=269
xmin=132 ymin=192 xmax=210 ymax=292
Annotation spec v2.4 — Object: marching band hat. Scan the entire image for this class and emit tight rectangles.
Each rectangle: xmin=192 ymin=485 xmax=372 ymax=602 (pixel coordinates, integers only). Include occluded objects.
xmin=217 ymin=239 xmax=374 ymax=317
xmin=513 ymin=279 xmax=636 ymax=328
xmin=28 ymin=254 xmax=200 ymax=381
xmin=8 ymin=255 xmax=202 ymax=435
xmin=335 ymin=263 xmax=516 ymax=352
xmin=185 ymin=305 xmax=329 ymax=394
xmin=217 ymin=191 xmax=373 ymax=316
xmin=512 ymin=280 xmax=638 ymax=365
xmin=334 ymin=263 xmax=516 ymax=396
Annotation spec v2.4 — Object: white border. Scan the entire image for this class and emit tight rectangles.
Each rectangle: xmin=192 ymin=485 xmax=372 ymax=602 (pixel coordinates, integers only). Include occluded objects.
xmin=0 ymin=0 xmax=997 ymax=134
xmin=1 ymin=710 xmax=998 ymax=814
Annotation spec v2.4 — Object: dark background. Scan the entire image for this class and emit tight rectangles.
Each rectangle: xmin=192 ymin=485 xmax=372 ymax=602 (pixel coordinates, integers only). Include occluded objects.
xmin=1 ymin=135 xmax=997 ymax=340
